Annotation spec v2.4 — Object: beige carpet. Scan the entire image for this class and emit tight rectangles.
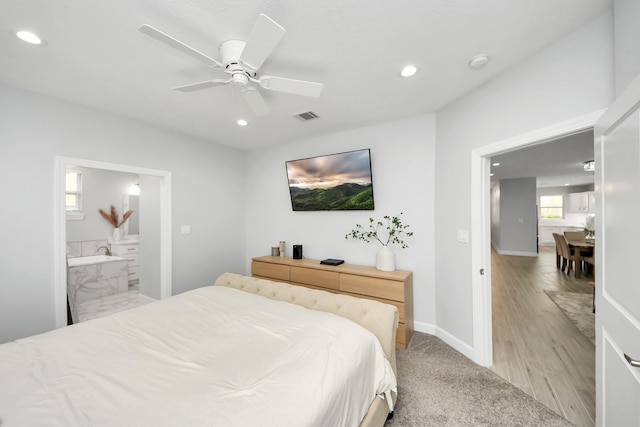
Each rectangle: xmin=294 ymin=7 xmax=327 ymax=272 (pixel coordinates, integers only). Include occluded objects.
xmin=545 ymin=290 xmax=595 ymax=346
xmin=386 ymin=333 xmax=572 ymax=426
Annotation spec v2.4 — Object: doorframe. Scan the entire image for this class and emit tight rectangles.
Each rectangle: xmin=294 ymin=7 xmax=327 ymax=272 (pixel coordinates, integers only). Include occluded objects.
xmin=54 ymin=156 xmax=172 ymax=329
xmin=470 ymin=109 xmax=606 ymax=366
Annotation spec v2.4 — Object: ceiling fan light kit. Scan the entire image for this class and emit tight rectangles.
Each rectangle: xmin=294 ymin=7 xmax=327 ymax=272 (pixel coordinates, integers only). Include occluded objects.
xmin=139 ymin=14 xmax=324 ymax=118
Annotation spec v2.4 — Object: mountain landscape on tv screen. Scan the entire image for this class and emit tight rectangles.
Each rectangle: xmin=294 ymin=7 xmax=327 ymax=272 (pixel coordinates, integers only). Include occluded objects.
xmin=289 ymin=183 xmax=374 ymax=211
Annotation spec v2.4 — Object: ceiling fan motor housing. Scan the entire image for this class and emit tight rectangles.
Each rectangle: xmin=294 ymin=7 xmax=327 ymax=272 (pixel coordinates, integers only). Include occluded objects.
xmin=219 ymin=40 xmax=254 ymax=86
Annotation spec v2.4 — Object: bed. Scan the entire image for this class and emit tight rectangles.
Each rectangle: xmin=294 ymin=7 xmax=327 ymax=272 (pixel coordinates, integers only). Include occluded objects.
xmin=0 ymin=273 xmax=398 ymax=426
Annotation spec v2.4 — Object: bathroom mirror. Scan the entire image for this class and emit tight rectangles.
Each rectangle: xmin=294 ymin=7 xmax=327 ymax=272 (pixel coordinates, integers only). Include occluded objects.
xmin=123 ymin=194 xmax=139 ymax=236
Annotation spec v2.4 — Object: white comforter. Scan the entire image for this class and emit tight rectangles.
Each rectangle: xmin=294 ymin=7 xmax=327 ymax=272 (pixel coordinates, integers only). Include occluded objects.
xmin=0 ymin=286 xmax=396 ymax=427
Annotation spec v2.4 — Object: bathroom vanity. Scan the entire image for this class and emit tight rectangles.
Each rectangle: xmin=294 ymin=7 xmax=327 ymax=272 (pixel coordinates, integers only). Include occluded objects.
xmin=110 ymin=238 xmax=139 ymax=285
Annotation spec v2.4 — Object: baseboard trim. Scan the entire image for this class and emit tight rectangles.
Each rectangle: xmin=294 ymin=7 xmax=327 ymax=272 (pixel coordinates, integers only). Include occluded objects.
xmin=414 ymin=320 xmax=436 ymax=335
xmin=436 ymin=327 xmax=476 ymax=361
xmin=138 ymin=294 xmax=156 ymax=303
xmin=413 ymin=321 xmax=476 ymax=362
xmin=495 ymin=249 xmax=538 ymax=257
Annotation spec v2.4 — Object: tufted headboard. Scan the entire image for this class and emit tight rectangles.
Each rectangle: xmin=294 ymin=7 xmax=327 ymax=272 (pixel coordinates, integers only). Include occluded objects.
xmin=214 ymin=272 xmax=398 ymax=375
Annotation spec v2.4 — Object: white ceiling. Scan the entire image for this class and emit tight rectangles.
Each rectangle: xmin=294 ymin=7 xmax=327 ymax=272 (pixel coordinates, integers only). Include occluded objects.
xmin=490 ymin=130 xmax=595 ymax=188
xmin=1 ymin=0 xmax=611 ymax=151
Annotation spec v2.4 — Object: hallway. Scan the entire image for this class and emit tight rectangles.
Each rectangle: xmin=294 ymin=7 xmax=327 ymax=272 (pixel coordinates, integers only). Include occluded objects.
xmin=490 ymin=246 xmax=595 ymax=426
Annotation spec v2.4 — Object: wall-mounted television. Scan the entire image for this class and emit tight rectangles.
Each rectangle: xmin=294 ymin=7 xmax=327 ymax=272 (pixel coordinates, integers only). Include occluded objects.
xmin=285 ymin=148 xmax=375 ymax=211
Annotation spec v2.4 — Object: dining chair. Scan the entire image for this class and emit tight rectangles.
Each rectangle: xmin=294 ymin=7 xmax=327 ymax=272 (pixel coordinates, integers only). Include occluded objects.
xmin=565 ymin=230 xmax=594 ymax=273
xmin=564 ymin=230 xmax=586 ymax=242
xmin=554 ymin=233 xmax=578 ymax=274
xmin=552 ymin=233 xmax=563 ymax=269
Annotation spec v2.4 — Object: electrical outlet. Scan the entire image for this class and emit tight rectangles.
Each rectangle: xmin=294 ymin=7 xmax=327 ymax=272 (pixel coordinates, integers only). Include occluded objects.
xmin=180 ymin=225 xmax=191 ymax=235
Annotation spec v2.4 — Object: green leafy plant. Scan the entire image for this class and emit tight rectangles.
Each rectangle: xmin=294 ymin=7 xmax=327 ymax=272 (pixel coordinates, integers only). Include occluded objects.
xmin=345 ymin=213 xmax=414 ymax=248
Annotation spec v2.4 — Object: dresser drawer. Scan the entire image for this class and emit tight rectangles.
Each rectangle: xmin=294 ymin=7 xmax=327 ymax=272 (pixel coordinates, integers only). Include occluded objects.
xmin=396 ymin=323 xmax=408 ymax=349
xmin=251 ymin=255 xmax=413 ymax=350
xmin=291 ymin=267 xmax=340 ymax=290
xmin=252 ymin=261 xmax=290 ymax=282
xmin=342 ymin=291 xmax=405 ymax=324
xmin=340 ymin=274 xmax=405 ymax=302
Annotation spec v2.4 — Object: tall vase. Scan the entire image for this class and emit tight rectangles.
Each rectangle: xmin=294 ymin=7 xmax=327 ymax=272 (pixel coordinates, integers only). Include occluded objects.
xmin=113 ymin=227 xmax=122 ymax=242
xmin=376 ymin=245 xmax=395 ymax=272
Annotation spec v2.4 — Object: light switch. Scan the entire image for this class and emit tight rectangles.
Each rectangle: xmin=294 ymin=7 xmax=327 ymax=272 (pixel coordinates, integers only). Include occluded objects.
xmin=180 ymin=225 xmax=191 ymax=235
xmin=457 ymin=229 xmax=469 ymax=243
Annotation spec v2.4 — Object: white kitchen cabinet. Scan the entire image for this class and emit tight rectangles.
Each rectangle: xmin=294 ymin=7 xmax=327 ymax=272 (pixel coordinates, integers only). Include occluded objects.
xmin=538 ymin=226 xmax=585 ymax=246
xmin=566 ymin=191 xmax=594 ymax=213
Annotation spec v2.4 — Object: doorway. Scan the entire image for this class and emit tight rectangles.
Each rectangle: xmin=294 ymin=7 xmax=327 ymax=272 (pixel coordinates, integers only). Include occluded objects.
xmin=470 ymin=109 xmax=605 ymax=365
xmin=470 ymin=110 xmax=604 ymax=422
xmin=54 ymin=157 xmax=173 ymax=329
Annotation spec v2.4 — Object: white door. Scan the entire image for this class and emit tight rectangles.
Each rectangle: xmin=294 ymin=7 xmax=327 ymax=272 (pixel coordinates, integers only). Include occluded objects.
xmin=594 ymin=73 xmax=640 ymax=426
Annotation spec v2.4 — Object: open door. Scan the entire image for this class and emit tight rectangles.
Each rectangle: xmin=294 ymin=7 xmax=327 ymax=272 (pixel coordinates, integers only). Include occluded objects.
xmin=594 ymin=73 xmax=640 ymax=425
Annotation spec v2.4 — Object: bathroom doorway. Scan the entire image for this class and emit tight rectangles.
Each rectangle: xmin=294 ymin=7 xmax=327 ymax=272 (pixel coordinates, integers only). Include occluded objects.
xmin=54 ymin=157 xmax=172 ymax=328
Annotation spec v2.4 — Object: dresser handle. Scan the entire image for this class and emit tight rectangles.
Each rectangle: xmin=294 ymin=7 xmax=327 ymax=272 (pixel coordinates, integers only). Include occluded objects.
xmin=625 ymin=353 xmax=640 ymax=368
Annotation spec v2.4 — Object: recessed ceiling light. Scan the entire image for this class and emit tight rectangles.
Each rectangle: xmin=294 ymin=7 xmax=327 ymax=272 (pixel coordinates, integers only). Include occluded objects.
xmin=492 ymin=162 xmax=500 ymax=167
xmin=490 ymin=173 xmax=494 ymax=177
xmin=237 ymin=119 xmax=248 ymax=126
xmin=469 ymin=54 xmax=489 ymax=69
xmin=15 ymin=30 xmax=44 ymax=45
xmin=564 ymin=183 xmax=570 ymax=186
xmin=400 ymin=65 xmax=418 ymax=77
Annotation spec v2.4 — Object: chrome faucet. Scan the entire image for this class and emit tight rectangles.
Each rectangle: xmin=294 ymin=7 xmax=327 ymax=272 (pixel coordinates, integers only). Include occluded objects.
xmin=97 ymin=246 xmax=112 ymax=256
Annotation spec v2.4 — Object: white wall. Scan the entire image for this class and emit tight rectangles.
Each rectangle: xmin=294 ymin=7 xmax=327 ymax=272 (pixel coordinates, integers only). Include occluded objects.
xmin=245 ymin=114 xmax=437 ymax=330
xmin=614 ymin=0 xmax=640 ymax=95
xmin=495 ymin=178 xmax=537 ymax=256
xmin=66 ymin=167 xmax=139 ymax=242
xmin=0 ymin=84 xmax=247 ymax=343
xmin=434 ymin=12 xmax=614 ymax=348
xmin=139 ymin=175 xmax=162 ymax=300
xmin=490 ymin=184 xmax=501 ymax=248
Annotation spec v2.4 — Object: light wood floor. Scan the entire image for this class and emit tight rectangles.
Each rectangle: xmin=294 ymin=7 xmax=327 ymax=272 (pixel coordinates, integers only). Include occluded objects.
xmin=490 ymin=246 xmax=595 ymax=427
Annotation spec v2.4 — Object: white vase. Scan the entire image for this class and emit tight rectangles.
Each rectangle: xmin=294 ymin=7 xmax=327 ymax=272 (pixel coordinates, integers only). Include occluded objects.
xmin=376 ymin=245 xmax=395 ymax=271
xmin=113 ymin=227 xmax=122 ymax=242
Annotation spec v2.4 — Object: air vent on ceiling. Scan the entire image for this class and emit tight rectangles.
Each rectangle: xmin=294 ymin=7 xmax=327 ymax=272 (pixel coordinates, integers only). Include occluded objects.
xmin=294 ymin=111 xmax=319 ymax=121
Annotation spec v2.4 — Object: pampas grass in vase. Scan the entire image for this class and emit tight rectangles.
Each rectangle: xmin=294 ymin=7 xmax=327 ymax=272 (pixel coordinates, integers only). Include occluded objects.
xmin=99 ymin=205 xmax=134 ymax=241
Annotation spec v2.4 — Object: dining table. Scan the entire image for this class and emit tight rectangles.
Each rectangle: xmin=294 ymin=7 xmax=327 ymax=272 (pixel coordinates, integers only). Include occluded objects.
xmin=567 ymin=239 xmax=595 ymax=278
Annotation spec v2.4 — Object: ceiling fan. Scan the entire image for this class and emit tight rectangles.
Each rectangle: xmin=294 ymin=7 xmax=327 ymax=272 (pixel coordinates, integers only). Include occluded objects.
xmin=138 ymin=14 xmax=324 ymax=117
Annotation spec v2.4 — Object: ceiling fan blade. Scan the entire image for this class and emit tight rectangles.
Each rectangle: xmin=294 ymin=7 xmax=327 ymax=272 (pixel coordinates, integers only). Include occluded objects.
xmin=173 ymin=79 xmax=230 ymax=92
xmin=243 ymin=88 xmax=270 ymax=117
xmin=256 ymin=75 xmax=323 ymax=98
xmin=139 ymin=24 xmax=223 ymax=69
xmin=239 ymin=14 xmax=285 ymax=72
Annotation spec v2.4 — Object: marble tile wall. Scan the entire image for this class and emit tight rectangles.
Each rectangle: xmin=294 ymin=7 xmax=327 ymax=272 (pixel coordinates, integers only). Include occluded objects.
xmin=66 ymin=239 xmax=109 ymax=258
xmin=67 ymin=259 xmax=128 ymax=324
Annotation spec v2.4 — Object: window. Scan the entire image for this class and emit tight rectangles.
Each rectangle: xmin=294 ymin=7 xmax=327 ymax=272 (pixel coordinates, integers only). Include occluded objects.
xmin=540 ymin=195 xmax=563 ymax=219
xmin=66 ymin=170 xmax=85 ymax=219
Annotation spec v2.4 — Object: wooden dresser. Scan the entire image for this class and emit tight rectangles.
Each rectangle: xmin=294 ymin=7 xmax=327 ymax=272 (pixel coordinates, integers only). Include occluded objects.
xmin=251 ymin=256 xmax=413 ymax=349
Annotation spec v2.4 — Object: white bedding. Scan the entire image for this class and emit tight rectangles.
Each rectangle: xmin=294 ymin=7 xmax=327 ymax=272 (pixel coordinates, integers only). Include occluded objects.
xmin=0 ymin=285 xmax=396 ymax=427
